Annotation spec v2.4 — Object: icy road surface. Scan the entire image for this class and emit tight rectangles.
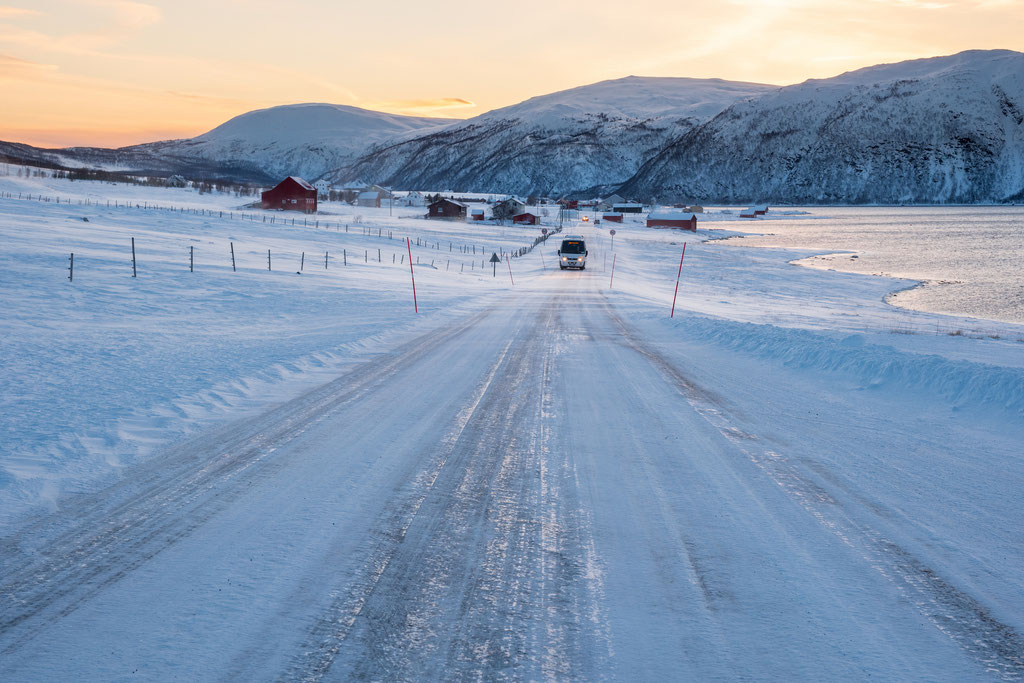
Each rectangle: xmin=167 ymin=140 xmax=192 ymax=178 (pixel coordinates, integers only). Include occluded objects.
xmin=2 ymin=274 xmax=1023 ymax=681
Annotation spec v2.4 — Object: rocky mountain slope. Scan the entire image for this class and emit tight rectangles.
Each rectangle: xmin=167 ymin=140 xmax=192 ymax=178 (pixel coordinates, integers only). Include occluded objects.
xmin=619 ymin=50 xmax=1024 ymax=204
xmin=331 ymin=76 xmax=777 ymax=196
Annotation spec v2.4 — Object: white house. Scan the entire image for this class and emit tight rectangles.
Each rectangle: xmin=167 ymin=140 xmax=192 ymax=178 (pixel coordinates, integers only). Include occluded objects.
xmin=314 ymin=180 xmax=331 ymax=199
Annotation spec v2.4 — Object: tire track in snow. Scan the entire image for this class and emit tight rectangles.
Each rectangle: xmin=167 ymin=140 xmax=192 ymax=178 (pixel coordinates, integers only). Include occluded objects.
xmin=0 ymin=306 xmax=494 ymax=655
xmin=288 ymin=295 xmax=610 ymax=681
xmin=601 ymin=298 xmax=1024 ymax=680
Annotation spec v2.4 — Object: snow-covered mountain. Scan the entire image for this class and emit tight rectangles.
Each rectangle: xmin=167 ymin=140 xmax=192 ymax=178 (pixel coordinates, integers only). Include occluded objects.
xmin=0 ymin=104 xmax=456 ymax=183
xmin=330 ymin=77 xmax=777 ymax=196
xmin=619 ymin=50 xmax=1024 ymax=203
xmin=133 ymin=103 xmax=456 ymax=182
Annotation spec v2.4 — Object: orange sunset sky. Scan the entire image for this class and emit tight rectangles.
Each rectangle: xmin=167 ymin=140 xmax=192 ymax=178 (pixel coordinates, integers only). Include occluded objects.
xmin=1 ymin=0 xmax=1022 ymax=149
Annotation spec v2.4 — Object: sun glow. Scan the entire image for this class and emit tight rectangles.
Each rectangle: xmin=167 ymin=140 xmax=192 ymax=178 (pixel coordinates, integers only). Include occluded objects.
xmin=1 ymin=0 xmax=1021 ymax=147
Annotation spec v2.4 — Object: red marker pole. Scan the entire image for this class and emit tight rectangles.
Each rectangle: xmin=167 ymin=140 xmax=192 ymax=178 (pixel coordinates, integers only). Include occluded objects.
xmin=406 ymin=236 xmax=418 ymax=313
xmin=506 ymin=254 xmax=515 ymax=285
xmin=609 ymin=253 xmax=616 ymax=289
xmin=670 ymin=242 xmax=687 ymax=318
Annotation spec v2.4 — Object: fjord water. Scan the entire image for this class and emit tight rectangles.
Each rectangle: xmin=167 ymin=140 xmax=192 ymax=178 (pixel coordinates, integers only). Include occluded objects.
xmin=726 ymin=206 xmax=1024 ymax=324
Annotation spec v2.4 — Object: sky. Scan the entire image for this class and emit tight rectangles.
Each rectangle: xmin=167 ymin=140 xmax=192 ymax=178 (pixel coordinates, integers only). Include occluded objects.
xmin=1 ymin=0 xmax=1022 ymax=148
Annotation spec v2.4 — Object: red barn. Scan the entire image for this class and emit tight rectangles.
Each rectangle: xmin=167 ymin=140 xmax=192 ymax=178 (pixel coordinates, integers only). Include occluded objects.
xmin=471 ymin=208 xmax=485 ymax=220
xmin=512 ymin=212 xmax=538 ymax=225
xmin=647 ymin=212 xmax=697 ymax=231
xmin=261 ymin=176 xmax=317 ymax=213
xmin=603 ymin=213 xmax=623 ymax=223
xmin=426 ymin=198 xmax=467 ymax=220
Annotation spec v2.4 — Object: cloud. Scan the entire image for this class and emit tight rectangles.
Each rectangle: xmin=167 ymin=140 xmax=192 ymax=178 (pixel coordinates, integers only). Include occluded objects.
xmin=0 ymin=53 xmax=56 ymax=76
xmin=81 ymin=0 xmax=162 ymax=29
xmin=0 ymin=6 xmax=40 ymax=18
xmin=375 ymin=97 xmax=477 ymax=115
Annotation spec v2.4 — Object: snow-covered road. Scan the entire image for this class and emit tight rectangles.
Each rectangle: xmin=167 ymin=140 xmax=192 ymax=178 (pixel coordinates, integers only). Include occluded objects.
xmin=2 ymin=264 xmax=1022 ymax=680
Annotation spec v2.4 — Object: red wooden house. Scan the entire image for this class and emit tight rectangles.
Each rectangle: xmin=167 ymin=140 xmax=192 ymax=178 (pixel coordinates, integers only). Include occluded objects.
xmin=603 ymin=213 xmax=623 ymax=223
xmin=261 ymin=176 xmax=317 ymax=213
xmin=647 ymin=212 xmax=697 ymax=231
xmin=512 ymin=212 xmax=538 ymax=225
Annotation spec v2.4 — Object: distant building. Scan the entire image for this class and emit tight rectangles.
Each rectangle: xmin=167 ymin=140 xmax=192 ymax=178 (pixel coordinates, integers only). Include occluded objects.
xmin=314 ymin=179 xmax=331 ymax=199
xmin=166 ymin=174 xmax=187 ymax=188
xmin=753 ymin=204 xmax=769 ymax=215
xmin=557 ymin=199 xmax=578 ymax=210
xmin=471 ymin=208 xmax=485 ymax=220
xmin=512 ymin=212 xmax=538 ymax=225
xmin=613 ymin=203 xmax=644 ymax=213
xmin=739 ymin=208 xmax=758 ymax=218
xmin=647 ymin=212 xmax=697 ymax=231
xmin=603 ymin=213 xmax=623 ymax=223
xmin=404 ymin=191 xmax=427 ymax=207
xmin=427 ymin=198 xmax=467 ymax=220
xmin=493 ymin=197 xmax=527 ymax=219
xmin=261 ymin=176 xmax=317 ymax=213
xmin=357 ymin=191 xmax=382 ymax=208
xmin=599 ymin=194 xmax=626 ymax=210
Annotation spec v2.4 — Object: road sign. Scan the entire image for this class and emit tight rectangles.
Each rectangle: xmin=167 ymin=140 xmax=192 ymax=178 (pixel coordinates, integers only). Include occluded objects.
xmin=541 ymin=228 xmax=548 ymax=235
xmin=490 ymin=252 xmax=500 ymax=276
xmin=609 ymin=229 xmax=616 ymax=236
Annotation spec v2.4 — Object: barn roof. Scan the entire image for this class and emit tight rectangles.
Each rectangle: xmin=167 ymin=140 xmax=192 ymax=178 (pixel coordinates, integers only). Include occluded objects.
xmin=649 ymin=212 xmax=696 ymax=220
xmin=287 ymin=176 xmax=315 ymax=191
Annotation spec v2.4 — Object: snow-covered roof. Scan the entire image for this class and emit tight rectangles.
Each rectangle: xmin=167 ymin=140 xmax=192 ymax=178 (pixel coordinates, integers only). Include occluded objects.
xmin=471 ymin=208 xmax=485 ymax=214
xmin=433 ymin=198 xmax=468 ymax=208
xmin=649 ymin=212 xmax=696 ymax=221
xmin=603 ymin=212 xmax=623 ymax=217
xmin=288 ymin=176 xmax=315 ymax=191
xmin=613 ymin=202 xmax=643 ymax=208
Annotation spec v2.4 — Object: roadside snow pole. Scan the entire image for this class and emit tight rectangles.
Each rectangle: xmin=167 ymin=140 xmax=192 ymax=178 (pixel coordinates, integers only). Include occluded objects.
xmin=230 ymin=242 xmax=236 ymax=272
xmin=190 ymin=245 xmax=194 ymax=273
xmin=670 ymin=243 xmax=687 ymax=318
xmin=68 ymin=253 xmax=73 ymax=282
xmin=267 ymin=249 xmax=272 ymax=271
xmin=406 ymin=237 xmax=418 ymax=313
xmin=325 ymin=251 xmax=329 ymax=269
xmin=300 ymin=251 xmax=304 ymax=271
xmin=131 ymin=237 xmax=137 ymax=277
xmin=506 ymin=254 xmax=515 ymax=285
xmin=609 ymin=253 xmax=616 ymax=289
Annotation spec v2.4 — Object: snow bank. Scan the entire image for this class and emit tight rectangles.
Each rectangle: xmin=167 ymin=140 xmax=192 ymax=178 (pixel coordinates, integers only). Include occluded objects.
xmin=672 ymin=314 xmax=1024 ymax=415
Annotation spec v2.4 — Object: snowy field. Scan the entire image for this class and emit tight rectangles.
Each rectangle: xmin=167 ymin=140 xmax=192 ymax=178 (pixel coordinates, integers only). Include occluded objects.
xmin=1 ymin=173 xmax=1023 ymax=680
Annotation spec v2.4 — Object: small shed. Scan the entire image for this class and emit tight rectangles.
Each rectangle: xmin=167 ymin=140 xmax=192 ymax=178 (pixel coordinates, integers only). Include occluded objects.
xmin=647 ymin=212 xmax=697 ymax=231
xmin=754 ymin=204 xmax=769 ymax=215
xmin=427 ymin=198 xmax=467 ymax=220
xmin=357 ymin=191 xmax=381 ymax=208
xmin=471 ymin=208 xmax=485 ymax=220
xmin=613 ymin=203 xmax=644 ymax=214
xmin=739 ymin=208 xmax=758 ymax=218
xmin=512 ymin=212 xmax=538 ymax=225
xmin=603 ymin=213 xmax=623 ymax=223
xmin=261 ymin=176 xmax=317 ymax=213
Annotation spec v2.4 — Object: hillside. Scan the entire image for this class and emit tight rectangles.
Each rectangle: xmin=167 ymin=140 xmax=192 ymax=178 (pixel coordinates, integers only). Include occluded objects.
xmin=331 ymin=76 xmax=777 ymax=196
xmin=619 ymin=50 xmax=1024 ymax=204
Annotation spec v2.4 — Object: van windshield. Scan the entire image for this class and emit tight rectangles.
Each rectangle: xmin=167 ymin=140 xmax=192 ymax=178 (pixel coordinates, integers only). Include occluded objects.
xmin=561 ymin=240 xmax=585 ymax=254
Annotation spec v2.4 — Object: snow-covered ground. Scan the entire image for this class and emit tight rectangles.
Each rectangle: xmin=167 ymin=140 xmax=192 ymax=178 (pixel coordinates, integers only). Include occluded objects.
xmin=1 ymin=173 xmax=1022 ymax=680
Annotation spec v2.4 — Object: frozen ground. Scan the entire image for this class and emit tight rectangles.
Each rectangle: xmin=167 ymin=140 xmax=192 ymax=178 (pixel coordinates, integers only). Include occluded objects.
xmin=1 ymin=173 xmax=1022 ymax=680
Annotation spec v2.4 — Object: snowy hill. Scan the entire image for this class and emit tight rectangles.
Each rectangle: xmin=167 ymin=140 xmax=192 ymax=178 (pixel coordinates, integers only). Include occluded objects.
xmin=134 ymin=103 xmax=456 ymax=182
xmin=0 ymin=104 xmax=456 ymax=184
xmin=619 ymin=50 xmax=1024 ymax=203
xmin=330 ymin=76 xmax=777 ymax=196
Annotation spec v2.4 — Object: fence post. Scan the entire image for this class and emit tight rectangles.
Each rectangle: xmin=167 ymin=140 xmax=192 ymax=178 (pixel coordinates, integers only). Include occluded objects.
xmin=69 ymin=253 xmax=74 ymax=282
xmin=325 ymin=251 xmax=329 ymax=269
xmin=231 ymin=242 xmax=236 ymax=271
xmin=131 ymin=237 xmax=137 ymax=277
xmin=190 ymin=245 xmax=194 ymax=272
xmin=268 ymin=249 xmax=271 ymax=271
xmin=301 ymin=251 xmax=305 ymax=271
